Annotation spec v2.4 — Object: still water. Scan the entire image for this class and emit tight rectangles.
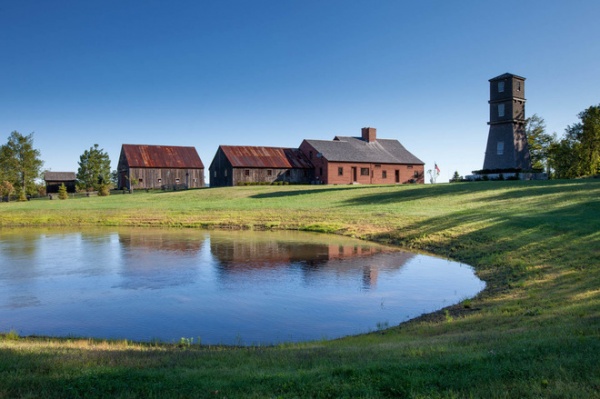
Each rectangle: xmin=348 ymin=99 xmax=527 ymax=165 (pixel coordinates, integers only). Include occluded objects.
xmin=0 ymin=228 xmax=485 ymax=345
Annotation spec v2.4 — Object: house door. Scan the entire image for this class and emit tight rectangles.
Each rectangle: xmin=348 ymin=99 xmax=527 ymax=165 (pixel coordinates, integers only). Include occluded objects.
xmin=395 ymin=170 xmax=400 ymax=183
xmin=352 ymin=167 xmax=357 ymax=182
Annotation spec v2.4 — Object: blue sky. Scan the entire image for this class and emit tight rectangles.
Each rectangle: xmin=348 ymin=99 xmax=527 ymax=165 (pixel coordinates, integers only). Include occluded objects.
xmin=2 ymin=1 xmax=599 ymax=182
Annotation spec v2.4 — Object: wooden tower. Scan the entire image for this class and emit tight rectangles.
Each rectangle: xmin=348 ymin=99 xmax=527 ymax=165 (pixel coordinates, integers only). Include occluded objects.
xmin=483 ymin=73 xmax=531 ymax=170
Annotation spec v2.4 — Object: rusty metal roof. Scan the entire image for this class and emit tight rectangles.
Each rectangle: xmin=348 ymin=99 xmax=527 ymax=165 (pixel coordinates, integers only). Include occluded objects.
xmin=220 ymin=145 xmax=313 ymax=169
xmin=44 ymin=171 xmax=76 ymax=181
xmin=121 ymin=144 xmax=204 ymax=169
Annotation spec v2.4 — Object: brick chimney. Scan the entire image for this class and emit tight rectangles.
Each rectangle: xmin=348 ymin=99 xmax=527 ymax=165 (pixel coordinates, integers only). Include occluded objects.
xmin=361 ymin=127 xmax=376 ymax=142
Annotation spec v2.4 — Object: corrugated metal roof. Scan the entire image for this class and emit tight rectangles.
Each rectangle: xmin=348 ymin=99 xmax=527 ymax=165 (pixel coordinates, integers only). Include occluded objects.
xmin=122 ymin=144 xmax=204 ymax=169
xmin=220 ymin=145 xmax=313 ymax=169
xmin=303 ymin=136 xmax=424 ymax=165
xmin=44 ymin=171 xmax=76 ymax=181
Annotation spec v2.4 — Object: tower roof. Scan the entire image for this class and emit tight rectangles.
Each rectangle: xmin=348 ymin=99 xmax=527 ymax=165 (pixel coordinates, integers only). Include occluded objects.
xmin=489 ymin=72 xmax=526 ymax=82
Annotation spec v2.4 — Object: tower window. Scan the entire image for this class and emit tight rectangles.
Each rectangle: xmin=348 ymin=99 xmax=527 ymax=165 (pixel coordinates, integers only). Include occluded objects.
xmin=498 ymin=103 xmax=505 ymax=117
xmin=498 ymin=81 xmax=505 ymax=93
xmin=517 ymin=82 xmax=521 ymax=91
xmin=497 ymin=141 xmax=504 ymax=155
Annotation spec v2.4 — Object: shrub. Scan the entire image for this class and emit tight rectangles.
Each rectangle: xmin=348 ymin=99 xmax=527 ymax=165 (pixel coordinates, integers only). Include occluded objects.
xmin=58 ymin=183 xmax=68 ymax=200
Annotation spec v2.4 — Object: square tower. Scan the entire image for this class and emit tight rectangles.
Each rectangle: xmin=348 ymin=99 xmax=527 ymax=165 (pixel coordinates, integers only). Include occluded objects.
xmin=483 ymin=73 xmax=531 ymax=170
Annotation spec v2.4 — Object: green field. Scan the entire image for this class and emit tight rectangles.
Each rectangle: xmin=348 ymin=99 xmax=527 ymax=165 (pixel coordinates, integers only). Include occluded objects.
xmin=1 ymin=180 xmax=599 ymax=398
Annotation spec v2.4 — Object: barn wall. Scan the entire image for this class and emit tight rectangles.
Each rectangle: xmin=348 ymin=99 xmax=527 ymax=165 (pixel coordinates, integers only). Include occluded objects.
xmin=46 ymin=181 xmax=77 ymax=193
xmin=209 ymin=147 xmax=234 ymax=187
xmin=125 ymin=168 xmax=204 ymax=189
xmin=231 ymin=167 xmax=312 ymax=185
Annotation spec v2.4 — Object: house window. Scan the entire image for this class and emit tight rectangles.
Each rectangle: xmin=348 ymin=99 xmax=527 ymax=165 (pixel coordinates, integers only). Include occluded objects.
xmin=175 ymin=178 xmax=180 ymax=183
xmin=158 ymin=178 xmax=162 ymax=183
xmin=414 ymin=171 xmax=419 ymax=178
xmin=244 ymin=169 xmax=250 ymax=176
xmin=319 ymin=167 xmax=323 ymax=176
xmin=375 ymin=164 xmax=381 ymax=168
xmin=309 ymin=151 xmax=313 ymax=159
xmin=338 ymin=167 xmax=343 ymax=176
xmin=498 ymin=103 xmax=505 ymax=117
xmin=360 ymin=168 xmax=369 ymax=176
xmin=497 ymin=141 xmax=504 ymax=155
xmin=517 ymin=81 xmax=521 ymax=92
xmin=498 ymin=81 xmax=505 ymax=93
xmin=407 ymin=165 xmax=413 ymax=169
xmin=382 ymin=171 xmax=387 ymax=179
xmin=267 ymin=170 xmax=272 ymax=176
xmin=138 ymin=178 xmax=143 ymax=183
xmin=214 ymin=171 xmax=217 ymax=177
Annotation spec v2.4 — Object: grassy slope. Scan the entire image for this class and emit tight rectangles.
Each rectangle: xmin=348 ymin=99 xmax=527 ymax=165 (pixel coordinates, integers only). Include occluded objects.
xmin=0 ymin=180 xmax=599 ymax=398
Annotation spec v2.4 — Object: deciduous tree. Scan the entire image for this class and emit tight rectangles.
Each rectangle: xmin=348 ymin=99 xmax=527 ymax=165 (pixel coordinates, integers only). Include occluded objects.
xmin=0 ymin=131 xmax=44 ymax=196
xmin=548 ymin=104 xmax=600 ymax=178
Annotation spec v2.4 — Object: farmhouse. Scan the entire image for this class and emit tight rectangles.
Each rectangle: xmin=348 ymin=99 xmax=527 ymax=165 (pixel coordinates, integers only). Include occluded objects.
xmin=117 ymin=144 xmax=204 ymax=190
xmin=299 ymin=127 xmax=424 ymax=184
xmin=44 ymin=171 xmax=76 ymax=193
xmin=209 ymin=145 xmax=313 ymax=187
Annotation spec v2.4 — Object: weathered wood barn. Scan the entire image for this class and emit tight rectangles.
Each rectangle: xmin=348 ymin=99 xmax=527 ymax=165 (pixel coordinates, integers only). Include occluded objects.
xmin=44 ymin=171 xmax=77 ymax=193
xmin=299 ymin=127 xmax=425 ymax=184
xmin=117 ymin=144 xmax=204 ymax=190
xmin=209 ymin=145 xmax=314 ymax=187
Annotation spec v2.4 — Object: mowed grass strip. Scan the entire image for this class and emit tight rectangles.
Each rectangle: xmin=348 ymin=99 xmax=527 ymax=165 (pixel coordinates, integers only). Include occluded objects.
xmin=1 ymin=179 xmax=599 ymax=398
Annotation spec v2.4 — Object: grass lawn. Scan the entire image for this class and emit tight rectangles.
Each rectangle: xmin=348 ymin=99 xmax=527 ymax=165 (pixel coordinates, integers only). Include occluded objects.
xmin=1 ymin=179 xmax=599 ymax=398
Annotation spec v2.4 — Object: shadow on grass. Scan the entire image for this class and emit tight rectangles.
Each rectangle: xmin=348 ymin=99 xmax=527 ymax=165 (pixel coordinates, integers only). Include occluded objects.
xmin=340 ymin=179 xmax=600 ymax=207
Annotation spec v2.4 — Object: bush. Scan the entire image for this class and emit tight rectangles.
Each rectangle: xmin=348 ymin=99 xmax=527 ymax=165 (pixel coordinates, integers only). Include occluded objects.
xmin=58 ymin=183 xmax=68 ymax=200
xmin=98 ymin=184 xmax=111 ymax=196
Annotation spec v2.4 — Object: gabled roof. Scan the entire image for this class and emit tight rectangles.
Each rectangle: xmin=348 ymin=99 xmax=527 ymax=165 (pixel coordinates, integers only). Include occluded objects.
xmin=219 ymin=145 xmax=313 ymax=169
xmin=44 ymin=171 xmax=76 ymax=181
xmin=121 ymin=144 xmax=204 ymax=169
xmin=303 ymin=136 xmax=424 ymax=165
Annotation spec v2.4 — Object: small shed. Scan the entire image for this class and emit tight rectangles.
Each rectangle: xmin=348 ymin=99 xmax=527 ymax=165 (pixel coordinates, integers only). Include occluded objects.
xmin=44 ymin=171 xmax=77 ymax=193
xmin=117 ymin=144 xmax=204 ymax=190
xmin=209 ymin=145 xmax=314 ymax=187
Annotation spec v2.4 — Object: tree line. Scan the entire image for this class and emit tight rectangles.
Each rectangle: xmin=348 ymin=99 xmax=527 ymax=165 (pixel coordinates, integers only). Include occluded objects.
xmin=526 ymin=104 xmax=600 ymax=179
xmin=0 ymin=132 xmax=111 ymax=201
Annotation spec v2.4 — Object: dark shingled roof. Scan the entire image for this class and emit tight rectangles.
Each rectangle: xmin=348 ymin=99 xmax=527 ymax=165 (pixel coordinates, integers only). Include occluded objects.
xmin=489 ymin=72 xmax=526 ymax=81
xmin=303 ymin=136 xmax=424 ymax=165
xmin=220 ymin=145 xmax=313 ymax=169
xmin=44 ymin=171 xmax=76 ymax=181
xmin=121 ymin=144 xmax=204 ymax=169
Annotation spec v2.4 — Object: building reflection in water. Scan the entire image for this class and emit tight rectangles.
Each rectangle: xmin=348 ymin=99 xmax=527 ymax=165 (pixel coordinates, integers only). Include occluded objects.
xmin=115 ymin=229 xmax=415 ymax=291
xmin=117 ymin=229 xmax=206 ymax=290
xmin=209 ymin=231 xmax=415 ymax=290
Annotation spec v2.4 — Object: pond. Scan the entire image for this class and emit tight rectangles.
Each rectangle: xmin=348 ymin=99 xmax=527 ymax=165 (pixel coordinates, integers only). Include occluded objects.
xmin=0 ymin=228 xmax=485 ymax=345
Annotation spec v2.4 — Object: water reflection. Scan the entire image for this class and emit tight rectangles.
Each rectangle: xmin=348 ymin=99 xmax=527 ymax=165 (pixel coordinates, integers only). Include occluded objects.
xmin=0 ymin=228 xmax=485 ymax=345
xmin=117 ymin=230 xmax=205 ymax=290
